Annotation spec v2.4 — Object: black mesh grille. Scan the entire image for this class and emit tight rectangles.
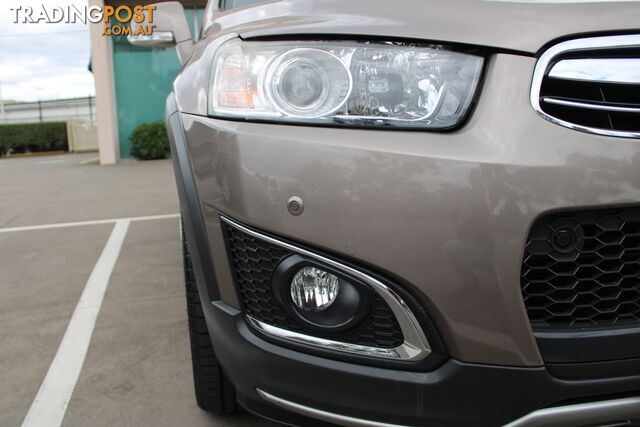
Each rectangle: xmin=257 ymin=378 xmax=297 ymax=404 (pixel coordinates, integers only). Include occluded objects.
xmin=521 ymin=207 xmax=640 ymax=329
xmin=222 ymin=222 xmax=404 ymax=348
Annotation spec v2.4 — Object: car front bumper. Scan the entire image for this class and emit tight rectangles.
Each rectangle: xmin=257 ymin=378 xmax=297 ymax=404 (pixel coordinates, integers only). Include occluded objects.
xmin=167 ymin=51 xmax=640 ymax=425
xmin=201 ymin=298 xmax=640 ymax=426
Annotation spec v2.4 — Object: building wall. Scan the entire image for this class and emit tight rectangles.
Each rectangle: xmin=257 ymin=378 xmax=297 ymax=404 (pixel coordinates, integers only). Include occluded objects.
xmin=112 ymin=6 xmax=204 ymax=158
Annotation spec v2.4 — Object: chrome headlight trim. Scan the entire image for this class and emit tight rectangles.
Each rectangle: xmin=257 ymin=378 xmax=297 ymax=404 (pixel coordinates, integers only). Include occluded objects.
xmin=530 ymin=34 xmax=640 ymax=139
xmin=220 ymin=215 xmax=432 ymax=362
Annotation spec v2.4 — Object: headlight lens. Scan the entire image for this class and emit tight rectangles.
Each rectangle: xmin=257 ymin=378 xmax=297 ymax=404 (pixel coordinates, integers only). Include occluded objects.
xmin=210 ymin=39 xmax=483 ymax=129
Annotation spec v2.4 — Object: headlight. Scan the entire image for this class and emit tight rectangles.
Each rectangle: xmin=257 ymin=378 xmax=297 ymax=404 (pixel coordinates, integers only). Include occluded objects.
xmin=209 ymin=39 xmax=484 ymax=129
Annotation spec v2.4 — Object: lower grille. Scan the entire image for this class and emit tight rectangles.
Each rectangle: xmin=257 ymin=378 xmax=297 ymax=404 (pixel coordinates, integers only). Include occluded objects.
xmin=521 ymin=207 xmax=640 ymax=329
xmin=222 ymin=222 xmax=404 ymax=348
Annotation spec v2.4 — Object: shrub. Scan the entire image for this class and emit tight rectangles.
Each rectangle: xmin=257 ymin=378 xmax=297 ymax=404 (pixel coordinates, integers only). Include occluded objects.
xmin=0 ymin=122 xmax=68 ymax=155
xmin=130 ymin=121 xmax=170 ymax=160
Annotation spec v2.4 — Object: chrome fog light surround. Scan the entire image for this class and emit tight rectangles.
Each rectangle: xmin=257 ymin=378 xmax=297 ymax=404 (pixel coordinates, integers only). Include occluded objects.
xmin=220 ymin=215 xmax=432 ymax=362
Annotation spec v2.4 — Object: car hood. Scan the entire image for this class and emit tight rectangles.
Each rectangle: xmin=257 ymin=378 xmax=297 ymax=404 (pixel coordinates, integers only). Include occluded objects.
xmin=206 ymin=0 xmax=640 ymax=54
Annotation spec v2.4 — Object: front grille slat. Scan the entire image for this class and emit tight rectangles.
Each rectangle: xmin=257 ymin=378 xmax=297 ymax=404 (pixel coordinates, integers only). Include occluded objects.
xmin=548 ymin=57 xmax=640 ymax=85
xmin=521 ymin=207 xmax=640 ymax=330
xmin=542 ymin=96 xmax=640 ymax=114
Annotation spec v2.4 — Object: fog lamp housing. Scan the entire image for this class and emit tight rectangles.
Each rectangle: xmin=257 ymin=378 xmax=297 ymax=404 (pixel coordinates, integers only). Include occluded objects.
xmin=273 ymin=255 xmax=371 ymax=332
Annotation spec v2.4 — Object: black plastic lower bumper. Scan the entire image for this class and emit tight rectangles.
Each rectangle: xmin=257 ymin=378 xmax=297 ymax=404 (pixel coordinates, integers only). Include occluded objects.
xmin=202 ymin=299 xmax=640 ymax=427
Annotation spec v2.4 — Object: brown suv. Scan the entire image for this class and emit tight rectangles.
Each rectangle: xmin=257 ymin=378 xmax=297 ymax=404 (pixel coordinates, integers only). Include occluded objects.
xmin=130 ymin=1 xmax=640 ymax=425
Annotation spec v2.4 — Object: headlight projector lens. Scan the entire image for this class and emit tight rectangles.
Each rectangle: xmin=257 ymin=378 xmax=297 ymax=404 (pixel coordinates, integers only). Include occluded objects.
xmin=265 ymin=48 xmax=352 ymax=118
xmin=290 ymin=267 xmax=339 ymax=311
xmin=272 ymin=255 xmax=372 ymax=331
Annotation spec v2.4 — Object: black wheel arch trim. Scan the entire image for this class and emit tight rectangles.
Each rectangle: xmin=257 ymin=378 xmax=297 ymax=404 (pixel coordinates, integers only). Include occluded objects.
xmin=166 ymin=93 xmax=221 ymax=302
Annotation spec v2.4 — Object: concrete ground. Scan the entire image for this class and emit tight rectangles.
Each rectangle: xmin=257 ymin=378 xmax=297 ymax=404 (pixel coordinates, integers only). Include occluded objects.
xmin=0 ymin=154 xmax=274 ymax=427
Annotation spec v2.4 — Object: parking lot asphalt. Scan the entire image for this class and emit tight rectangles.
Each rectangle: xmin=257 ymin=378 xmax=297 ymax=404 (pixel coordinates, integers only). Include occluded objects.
xmin=0 ymin=154 xmax=275 ymax=427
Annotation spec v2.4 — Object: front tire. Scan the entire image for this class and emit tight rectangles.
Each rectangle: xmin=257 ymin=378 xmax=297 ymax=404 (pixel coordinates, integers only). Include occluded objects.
xmin=183 ymin=225 xmax=237 ymax=414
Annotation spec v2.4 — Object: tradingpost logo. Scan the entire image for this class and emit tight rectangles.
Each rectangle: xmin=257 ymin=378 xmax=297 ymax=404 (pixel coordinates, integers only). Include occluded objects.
xmin=9 ymin=4 xmax=157 ymax=36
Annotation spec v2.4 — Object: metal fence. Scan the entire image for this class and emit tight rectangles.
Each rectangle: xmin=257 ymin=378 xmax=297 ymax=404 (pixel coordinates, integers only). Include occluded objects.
xmin=0 ymin=97 xmax=96 ymax=125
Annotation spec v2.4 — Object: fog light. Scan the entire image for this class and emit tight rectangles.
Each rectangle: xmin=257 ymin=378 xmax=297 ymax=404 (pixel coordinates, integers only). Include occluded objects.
xmin=290 ymin=267 xmax=339 ymax=311
xmin=273 ymin=255 xmax=371 ymax=331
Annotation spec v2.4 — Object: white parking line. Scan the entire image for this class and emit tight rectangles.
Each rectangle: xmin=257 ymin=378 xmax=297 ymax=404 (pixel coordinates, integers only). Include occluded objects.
xmin=32 ymin=159 xmax=69 ymax=165
xmin=16 ymin=213 xmax=182 ymax=426
xmin=0 ymin=213 xmax=180 ymax=234
xmin=21 ymin=220 xmax=131 ymax=427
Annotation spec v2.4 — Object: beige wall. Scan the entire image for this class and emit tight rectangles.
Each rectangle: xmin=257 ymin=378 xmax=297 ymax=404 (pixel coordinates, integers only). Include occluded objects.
xmin=89 ymin=0 xmax=119 ymax=165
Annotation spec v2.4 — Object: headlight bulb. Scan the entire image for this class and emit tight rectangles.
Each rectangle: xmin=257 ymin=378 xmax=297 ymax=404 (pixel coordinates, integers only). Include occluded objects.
xmin=280 ymin=61 xmax=326 ymax=108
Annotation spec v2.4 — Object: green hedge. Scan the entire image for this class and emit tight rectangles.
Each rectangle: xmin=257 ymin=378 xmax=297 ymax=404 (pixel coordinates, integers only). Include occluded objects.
xmin=130 ymin=121 xmax=170 ymax=160
xmin=0 ymin=122 xmax=68 ymax=155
